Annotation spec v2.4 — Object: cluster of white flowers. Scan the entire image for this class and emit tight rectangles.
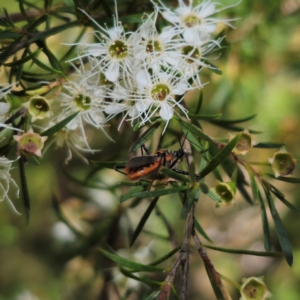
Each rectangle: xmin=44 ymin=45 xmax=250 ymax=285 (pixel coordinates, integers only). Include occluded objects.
xmin=0 ymin=0 xmax=234 ymax=208
xmin=57 ymin=0 xmax=234 ymax=135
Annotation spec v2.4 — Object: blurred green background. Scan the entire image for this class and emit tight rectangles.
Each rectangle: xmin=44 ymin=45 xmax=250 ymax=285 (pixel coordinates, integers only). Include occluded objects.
xmin=0 ymin=0 xmax=300 ymax=299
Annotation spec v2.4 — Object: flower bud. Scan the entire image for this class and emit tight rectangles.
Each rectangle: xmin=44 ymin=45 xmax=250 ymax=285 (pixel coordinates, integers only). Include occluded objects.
xmin=229 ymin=129 xmax=257 ymax=155
xmin=213 ymin=181 xmax=236 ymax=206
xmin=24 ymin=95 xmax=52 ymax=122
xmin=13 ymin=129 xmax=48 ymax=157
xmin=240 ymin=276 xmax=272 ymax=300
xmin=268 ymin=146 xmax=296 ymax=177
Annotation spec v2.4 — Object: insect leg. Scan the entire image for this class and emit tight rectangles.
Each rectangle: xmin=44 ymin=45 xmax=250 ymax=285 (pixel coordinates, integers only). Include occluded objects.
xmin=141 ymin=144 xmax=150 ymax=156
xmin=114 ymin=165 xmax=127 ymax=176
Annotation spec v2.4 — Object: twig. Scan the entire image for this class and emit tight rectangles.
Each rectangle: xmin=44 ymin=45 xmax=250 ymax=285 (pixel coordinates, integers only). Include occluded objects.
xmin=192 ymin=228 xmax=232 ymax=300
xmin=159 ymin=203 xmax=195 ymax=300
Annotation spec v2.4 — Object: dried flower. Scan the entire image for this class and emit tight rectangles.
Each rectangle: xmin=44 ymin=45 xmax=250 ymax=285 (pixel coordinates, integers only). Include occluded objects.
xmin=229 ymin=129 xmax=257 ymax=155
xmin=268 ymin=146 xmax=297 ymax=177
xmin=240 ymin=276 xmax=272 ymax=300
xmin=212 ymin=181 xmax=236 ymax=206
xmin=23 ymin=95 xmax=52 ymax=122
xmin=14 ymin=129 xmax=48 ymax=157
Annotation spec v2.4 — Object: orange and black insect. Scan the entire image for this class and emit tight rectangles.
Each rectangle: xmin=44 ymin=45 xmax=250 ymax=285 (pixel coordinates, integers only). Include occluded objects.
xmin=114 ymin=139 xmax=199 ymax=186
xmin=122 ymin=148 xmax=186 ymax=181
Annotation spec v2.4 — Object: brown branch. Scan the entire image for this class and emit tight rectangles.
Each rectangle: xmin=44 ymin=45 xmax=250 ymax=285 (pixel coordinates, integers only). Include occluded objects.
xmin=159 ymin=203 xmax=195 ymax=300
xmin=192 ymin=228 xmax=232 ymax=300
xmin=0 ymin=9 xmax=45 ymax=23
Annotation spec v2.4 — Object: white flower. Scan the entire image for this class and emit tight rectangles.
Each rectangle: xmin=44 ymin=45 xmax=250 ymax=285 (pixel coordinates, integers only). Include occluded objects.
xmin=0 ymin=83 xmax=25 ymax=132
xmin=104 ymin=79 xmax=150 ymax=129
xmin=131 ymin=10 xmax=182 ymax=71
xmin=0 ymin=157 xmax=21 ymax=215
xmin=23 ymin=95 xmax=53 ymax=122
xmin=56 ymin=58 xmax=107 ymax=142
xmin=67 ymin=8 xmax=134 ymax=82
xmin=153 ymin=0 xmax=237 ymax=45
xmin=176 ymin=38 xmax=223 ymax=85
xmin=0 ymin=102 xmax=10 ymax=124
xmin=134 ymin=68 xmax=192 ymax=133
xmin=43 ymin=128 xmax=100 ymax=164
xmin=0 ymin=83 xmax=16 ymax=130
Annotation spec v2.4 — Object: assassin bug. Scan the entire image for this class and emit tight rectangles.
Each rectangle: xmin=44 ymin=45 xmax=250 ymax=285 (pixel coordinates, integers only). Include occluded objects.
xmin=114 ymin=136 xmax=200 ymax=188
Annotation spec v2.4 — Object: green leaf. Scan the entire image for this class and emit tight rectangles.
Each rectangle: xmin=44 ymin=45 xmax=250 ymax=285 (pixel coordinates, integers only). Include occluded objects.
xmin=120 ymin=181 xmax=149 ymax=187
xmin=3 ymin=48 xmax=43 ymax=66
xmin=120 ymin=186 xmax=145 ymax=203
xmin=265 ymin=189 xmax=293 ymax=266
xmin=257 ymin=191 xmax=271 ymax=252
xmin=203 ymin=244 xmax=282 ymax=257
xmin=91 ymin=160 xmax=127 ymax=168
xmin=130 ymin=197 xmax=159 ymax=246
xmin=206 ymin=189 xmax=222 ymax=204
xmin=160 ymin=167 xmax=191 ymax=183
xmin=144 ymin=291 xmax=161 ymax=300
xmin=194 ymin=89 xmax=203 ymax=114
xmin=2 ymin=8 xmax=15 ymax=28
xmin=143 ymin=229 xmax=169 ymax=240
xmin=180 ymin=184 xmax=201 ymax=218
xmin=266 ymin=173 xmax=300 ymax=183
xmin=207 ymin=114 xmax=257 ymax=125
xmin=246 ymin=166 xmax=259 ymax=202
xmin=120 ymin=268 xmax=162 ymax=286
xmin=199 ymin=182 xmax=209 ymax=194
xmin=27 ymin=49 xmax=62 ymax=74
xmin=201 ymin=59 xmax=222 ymax=75
xmin=0 ymin=31 xmax=21 ymax=39
xmin=198 ymin=134 xmax=241 ymax=178
xmin=182 ymin=129 xmax=205 ymax=153
xmin=130 ymin=186 xmax=189 ymax=199
xmin=149 ymin=246 xmax=181 ymax=266
xmin=270 ymin=190 xmax=300 ymax=215
xmin=254 ymin=142 xmax=284 ymax=149
xmin=118 ymin=15 xmax=144 ymax=23
xmin=236 ymin=178 xmax=254 ymax=205
xmin=15 ymin=53 xmax=25 ymax=84
xmin=130 ymin=121 xmax=161 ymax=152
xmin=0 ymin=36 xmax=23 ymax=65
xmin=194 ymin=218 xmax=213 ymax=243
xmin=99 ymin=248 xmax=166 ymax=272
xmin=38 ymin=40 xmax=65 ymax=74
xmin=0 ymin=17 xmax=10 ymax=27
xmin=177 ymin=118 xmax=215 ymax=145
xmin=40 ymin=112 xmax=79 ymax=136
xmin=206 ymin=119 xmax=262 ymax=133
xmin=26 ymin=14 xmax=49 ymax=31
xmin=40 ymin=41 xmax=63 ymax=76
xmin=27 ymin=21 xmax=78 ymax=43
xmin=21 ymin=0 xmax=40 ymax=10
xmin=189 ymin=113 xmax=222 ymax=120
xmin=18 ymin=156 xmax=30 ymax=223
xmin=19 ymin=0 xmax=30 ymax=23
